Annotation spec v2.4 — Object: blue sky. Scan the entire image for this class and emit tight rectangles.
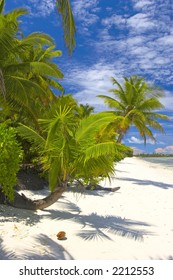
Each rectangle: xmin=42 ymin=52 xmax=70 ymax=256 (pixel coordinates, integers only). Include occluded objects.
xmin=6 ymin=0 xmax=173 ymax=154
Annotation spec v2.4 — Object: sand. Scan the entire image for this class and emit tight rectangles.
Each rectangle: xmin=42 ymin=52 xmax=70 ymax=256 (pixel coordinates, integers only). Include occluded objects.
xmin=0 ymin=157 xmax=173 ymax=260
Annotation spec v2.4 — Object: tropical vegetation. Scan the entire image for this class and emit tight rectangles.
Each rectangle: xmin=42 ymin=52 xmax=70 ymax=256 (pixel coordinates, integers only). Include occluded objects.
xmin=0 ymin=1 xmax=168 ymax=210
xmin=0 ymin=2 xmax=64 ymax=129
xmin=0 ymin=1 xmax=129 ymax=210
xmin=98 ymin=76 xmax=169 ymax=143
xmin=0 ymin=124 xmax=23 ymax=201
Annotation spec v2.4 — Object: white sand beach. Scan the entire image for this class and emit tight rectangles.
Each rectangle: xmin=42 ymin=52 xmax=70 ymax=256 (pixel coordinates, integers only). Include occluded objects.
xmin=0 ymin=157 xmax=173 ymax=260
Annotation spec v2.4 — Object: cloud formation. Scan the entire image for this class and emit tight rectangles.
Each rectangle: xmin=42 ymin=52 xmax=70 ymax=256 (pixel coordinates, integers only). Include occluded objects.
xmin=127 ymin=136 xmax=155 ymax=145
xmin=131 ymin=147 xmax=145 ymax=155
xmin=54 ymin=0 xmax=172 ymax=115
xmin=95 ymin=0 xmax=173 ymax=85
xmin=72 ymin=0 xmax=100 ymax=33
xmin=23 ymin=0 xmax=55 ymax=17
xmin=63 ymin=61 xmax=118 ymax=111
xmin=155 ymin=146 xmax=173 ymax=154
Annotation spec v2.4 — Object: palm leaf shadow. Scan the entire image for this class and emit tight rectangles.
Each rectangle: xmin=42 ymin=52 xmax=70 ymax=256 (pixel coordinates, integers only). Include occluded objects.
xmin=116 ymin=177 xmax=173 ymax=190
xmin=0 ymin=204 xmax=42 ymax=226
xmin=76 ymin=213 xmax=152 ymax=241
xmin=28 ymin=234 xmax=74 ymax=260
xmin=0 ymin=235 xmax=74 ymax=260
xmin=0 ymin=237 xmax=17 ymax=260
xmin=47 ymin=201 xmax=153 ymax=242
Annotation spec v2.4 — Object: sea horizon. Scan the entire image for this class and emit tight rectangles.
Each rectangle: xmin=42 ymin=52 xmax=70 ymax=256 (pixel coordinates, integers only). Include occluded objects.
xmin=136 ymin=156 xmax=173 ymax=169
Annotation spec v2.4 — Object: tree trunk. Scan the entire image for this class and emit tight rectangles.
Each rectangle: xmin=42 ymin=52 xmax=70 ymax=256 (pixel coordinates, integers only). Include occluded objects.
xmin=0 ymin=184 xmax=66 ymax=210
xmin=117 ymin=132 xmax=124 ymax=143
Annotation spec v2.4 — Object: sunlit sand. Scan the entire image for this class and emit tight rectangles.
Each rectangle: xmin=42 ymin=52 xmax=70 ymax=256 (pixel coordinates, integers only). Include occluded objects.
xmin=0 ymin=157 xmax=173 ymax=260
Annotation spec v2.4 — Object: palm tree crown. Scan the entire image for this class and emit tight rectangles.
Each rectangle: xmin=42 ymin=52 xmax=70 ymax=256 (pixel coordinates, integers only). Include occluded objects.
xmin=98 ymin=76 xmax=169 ymax=143
xmin=0 ymin=3 xmax=64 ymax=129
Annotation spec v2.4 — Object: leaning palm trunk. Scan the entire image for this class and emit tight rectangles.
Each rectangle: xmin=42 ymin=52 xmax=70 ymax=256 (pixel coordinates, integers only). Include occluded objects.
xmin=0 ymin=184 xmax=66 ymax=210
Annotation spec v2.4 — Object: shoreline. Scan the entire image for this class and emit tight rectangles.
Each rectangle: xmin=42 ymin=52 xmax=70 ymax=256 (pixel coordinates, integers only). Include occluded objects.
xmin=0 ymin=157 xmax=173 ymax=260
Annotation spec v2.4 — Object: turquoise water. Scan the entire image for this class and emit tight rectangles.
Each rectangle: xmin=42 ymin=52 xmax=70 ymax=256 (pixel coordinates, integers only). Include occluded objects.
xmin=139 ymin=157 xmax=173 ymax=169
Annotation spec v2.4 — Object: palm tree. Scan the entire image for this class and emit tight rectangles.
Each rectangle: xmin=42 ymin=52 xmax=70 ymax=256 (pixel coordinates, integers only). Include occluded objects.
xmin=4 ymin=95 xmax=127 ymax=210
xmin=98 ymin=76 xmax=169 ymax=143
xmin=0 ymin=0 xmax=76 ymax=55
xmin=76 ymin=103 xmax=95 ymax=119
xmin=0 ymin=3 xmax=64 ymax=129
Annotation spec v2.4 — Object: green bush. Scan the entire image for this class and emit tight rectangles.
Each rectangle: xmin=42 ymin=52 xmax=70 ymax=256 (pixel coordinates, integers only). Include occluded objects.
xmin=0 ymin=124 xmax=23 ymax=200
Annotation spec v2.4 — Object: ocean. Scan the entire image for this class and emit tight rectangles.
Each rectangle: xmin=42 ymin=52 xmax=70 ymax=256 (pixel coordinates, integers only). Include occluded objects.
xmin=139 ymin=157 xmax=173 ymax=169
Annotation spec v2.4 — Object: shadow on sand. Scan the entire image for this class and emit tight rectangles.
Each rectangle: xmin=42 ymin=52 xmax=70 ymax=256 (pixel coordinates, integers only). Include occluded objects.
xmin=43 ymin=198 xmax=153 ymax=242
xmin=0 ymin=198 xmax=153 ymax=259
xmin=116 ymin=177 xmax=173 ymax=190
xmin=0 ymin=235 xmax=74 ymax=260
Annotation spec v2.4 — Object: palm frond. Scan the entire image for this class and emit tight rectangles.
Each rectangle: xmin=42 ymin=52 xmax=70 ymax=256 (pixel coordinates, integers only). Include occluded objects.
xmin=16 ymin=123 xmax=46 ymax=148
xmin=84 ymin=142 xmax=116 ymax=162
xmin=126 ymin=109 xmax=146 ymax=122
xmin=97 ymin=95 xmax=125 ymax=110
xmin=5 ymin=75 xmax=48 ymax=104
xmin=145 ymin=119 xmax=165 ymax=134
xmin=138 ymin=98 xmax=165 ymax=111
xmin=0 ymin=27 xmax=17 ymax=57
xmin=145 ymin=112 xmax=170 ymax=121
xmin=36 ymin=46 xmax=62 ymax=62
xmin=5 ymin=8 xmax=28 ymax=21
xmin=0 ymin=68 xmax=6 ymax=98
xmin=111 ymin=77 xmax=125 ymax=93
xmin=22 ymin=32 xmax=55 ymax=46
xmin=83 ymin=155 xmax=115 ymax=178
xmin=0 ymin=0 xmax=4 ymax=14
xmin=56 ymin=0 xmax=76 ymax=54
xmin=134 ymin=119 xmax=156 ymax=144
xmin=75 ymin=112 xmax=116 ymax=145
xmin=46 ymin=78 xmax=64 ymax=93
xmin=30 ymin=61 xmax=63 ymax=79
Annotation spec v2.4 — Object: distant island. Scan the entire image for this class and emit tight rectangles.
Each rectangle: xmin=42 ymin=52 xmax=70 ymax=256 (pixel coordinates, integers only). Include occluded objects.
xmin=136 ymin=154 xmax=173 ymax=157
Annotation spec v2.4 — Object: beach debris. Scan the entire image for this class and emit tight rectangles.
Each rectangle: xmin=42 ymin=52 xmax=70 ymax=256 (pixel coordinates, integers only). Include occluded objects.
xmin=111 ymin=187 xmax=121 ymax=192
xmin=56 ymin=231 xmax=66 ymax=240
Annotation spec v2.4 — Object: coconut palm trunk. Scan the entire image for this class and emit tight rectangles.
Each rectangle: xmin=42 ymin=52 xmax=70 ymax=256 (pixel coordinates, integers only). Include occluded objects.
xmin=1 ymin=184 xmax=66 ymax=210
xmin=117 ymin=132 xmax=124 ymax=143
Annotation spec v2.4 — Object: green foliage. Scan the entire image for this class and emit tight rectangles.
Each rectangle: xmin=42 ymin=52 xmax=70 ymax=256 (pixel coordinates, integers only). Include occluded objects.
xmin=56 ymin=0 xmax=76 ymax=54
xmin=0 ymin=0 xmax=4 ymax=14
xmin=0 ymin=4 xmax=64 ymax=130
xmin=98 ymin=75 xmax=169 ymax=143
xmin=17 ymin=95 xmax=130 ymax=192
xmin=0 ymin=124 xmax=23 ymax=200
xmin=76 ymin=103 xmax=95 ymax=119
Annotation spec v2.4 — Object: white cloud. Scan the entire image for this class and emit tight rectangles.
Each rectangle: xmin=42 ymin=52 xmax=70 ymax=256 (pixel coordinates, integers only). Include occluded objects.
xmin=131 ymin=147 xmax=145 ymax=155
xmin=101 ymin=14 xmax=126 ymax=29
xmin=127 ymin=136 xmax=156 ymax=145
xmin=128 ymin=136 xmax=144 ymax=144
xmin=132 ymin=0 xmax=154 ymax=10
xmin=23 ymin=0 xmax=55 ymax=17
xmin=161 ymin=91 xmax=173 ymax=111
xmin=91 ymin=0 xmax=173 ymax=85
xmin=59 ymin=0 xmax=173 ymax=114
xmin=72 ymin=0 xmax=100 ymax=32
xmin=62 ymin=61 xmax=123 ymax=111
xmin=127 ymin=13 xmax=156 ymax=32
xmin=155 ymin=146 xmax=173 ymax=154
xmin=62 ymin=60 xmax=172 ymax=113
xmin=127 ymin=135 xmax=166 ymax=145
